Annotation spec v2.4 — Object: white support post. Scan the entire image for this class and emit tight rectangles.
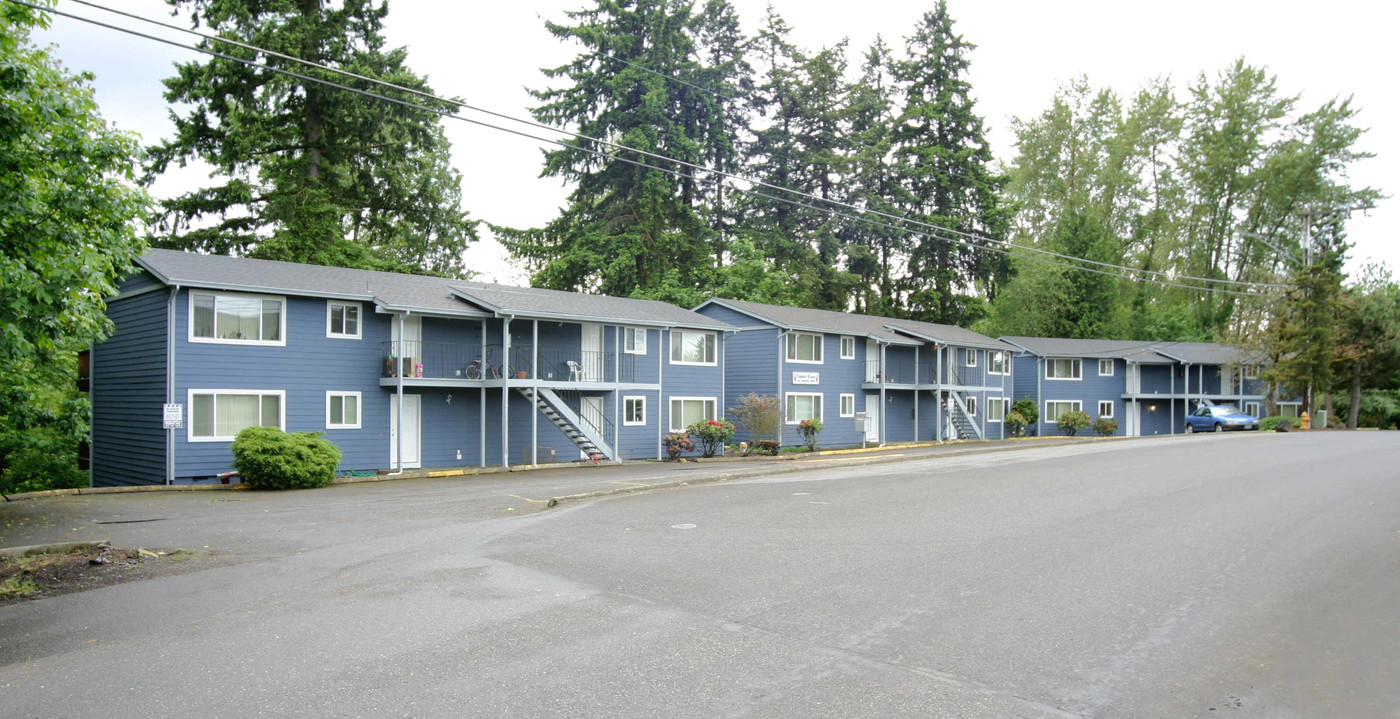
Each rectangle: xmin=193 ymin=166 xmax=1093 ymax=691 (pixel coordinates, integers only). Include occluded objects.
xmin=913 ymin=345 xmax=920 ymax=442
xmin=531 ymin=319 xmax=538 ymax=467
xmin=502 ymin=316 xmax=511 ymax=469
xmin=479 ymin=319 xmax=486 ymax=467
xmin=879 ymin=342 xmax=887 ymax=446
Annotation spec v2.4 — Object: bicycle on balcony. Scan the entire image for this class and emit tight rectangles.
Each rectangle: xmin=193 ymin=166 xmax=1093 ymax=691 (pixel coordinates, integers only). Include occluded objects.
xmin=465 ymin=352 xmax=502 ymax=380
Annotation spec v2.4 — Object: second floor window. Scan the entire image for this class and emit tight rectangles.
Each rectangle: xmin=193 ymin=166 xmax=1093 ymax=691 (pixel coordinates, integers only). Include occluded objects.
xmin=787 ymin=332 xmax=823 ymax=363
xmin=1045 ymin=358 xmax=1082 ymax=380
xmin=327 ymin=302 xmax=360 ymax=339
xmin=624 ymin=327 xmax=647 ymax=354
xmin=840 ymin=336 xmax=856 ymax=359
xmin=965 ymin=349 xmax=977 ymax=367
xmin=191 ymin=292 xmax=284 ymax=345
xmin=988 ymin=351 xmax=1006 ymax=375
xmin=1098 ymin=359 xmax=1114 ymax=376
xmin=670 ymin=330 xmax=716 ymax=365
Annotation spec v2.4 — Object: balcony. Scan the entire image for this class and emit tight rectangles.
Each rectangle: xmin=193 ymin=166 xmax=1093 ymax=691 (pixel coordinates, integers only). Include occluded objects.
xmin=381 ymin=341 xmax=637 ymax=383
xmin=864 ymin=359 xmax=917 ymax=385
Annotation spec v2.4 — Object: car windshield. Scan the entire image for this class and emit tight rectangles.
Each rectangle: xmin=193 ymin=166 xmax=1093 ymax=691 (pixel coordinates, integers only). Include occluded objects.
xmin=1212 ymin=405 xmax=1242 ymax=415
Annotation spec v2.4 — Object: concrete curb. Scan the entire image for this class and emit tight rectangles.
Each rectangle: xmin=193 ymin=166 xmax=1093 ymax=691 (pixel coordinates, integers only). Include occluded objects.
xmin=544 ymin=436 xmax=1107 ymax=508
xmin=2 ymin=484 xmax=247 ymax=502
xmin=0 ymin=540 xmax=110 ymax=560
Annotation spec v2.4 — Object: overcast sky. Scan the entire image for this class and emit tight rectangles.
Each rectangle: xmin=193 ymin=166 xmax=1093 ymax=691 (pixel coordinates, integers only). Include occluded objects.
xmin=39 ymin=0 xmax=1397 ymax=285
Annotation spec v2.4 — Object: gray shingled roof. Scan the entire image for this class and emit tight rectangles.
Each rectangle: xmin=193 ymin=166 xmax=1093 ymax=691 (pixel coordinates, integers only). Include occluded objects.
xmin=135 ymin=250 xmax=728 ymax=329
xmin=1001 ymin=336 xmax=1167 ymax=360
xmin=1151 ymin=341 xmax=1260 ymax=365
xmin=883 ymin=317 xmax=1018 ymax=351
xmin=698 ymin=298 xmax=922 ymax=345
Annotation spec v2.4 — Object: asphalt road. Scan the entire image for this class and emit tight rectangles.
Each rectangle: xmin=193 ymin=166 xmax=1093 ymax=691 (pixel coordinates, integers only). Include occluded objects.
xmin=1 ymin=432 xmax=1396 ymax=718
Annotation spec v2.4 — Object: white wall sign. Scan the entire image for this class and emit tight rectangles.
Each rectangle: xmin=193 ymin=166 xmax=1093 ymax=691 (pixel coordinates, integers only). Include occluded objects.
xmin=163 ymin=403 xmax=184 ymax=429
xmin=792 ymin=371 xmax=820 ymax=385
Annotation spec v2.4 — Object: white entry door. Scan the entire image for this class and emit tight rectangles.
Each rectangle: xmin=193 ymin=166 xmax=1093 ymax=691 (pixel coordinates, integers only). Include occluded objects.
xmin=581 ymin=323 xmax=604 ymax=381
xmin=579 ymin=395 xmax=604 ymax=459
xmin=864 ymin=393 xmax=880 ymax=443
xmin=390 ymin=394 xmax=421 ymax=468
xmin=1126 ymin=400 xmax=1140 ymax=437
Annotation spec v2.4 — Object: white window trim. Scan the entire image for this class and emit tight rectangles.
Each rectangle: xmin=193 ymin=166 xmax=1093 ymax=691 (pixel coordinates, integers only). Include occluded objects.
xmin=1097 ymin=400 xmax=1114 ymax=419
xmin=623 ymin=327 xmax=647 ymax=355
xmin=668 ymin=396 xmax=717 ymax=432
xmin=786 ymin=332 xmax=825 ymax=365
xmin=1044 ymin=400 xmax=1083 ymax=423
xmin=965 ymin=349 xmax=978 ymax=368
xmin=839 ymin=393 xmax=855 ymax=418
xmin=623 ymin=395 xmax=647 ymax=426
xmin=325 ymin=301 xmax=362 ymax=340
xmin=1244 ymin=365 xmax=1259 ymax=379
xmin=187 ymin=389 xmax=286 ymax=443
xmin=326 ymin=391 xmax=362 ymax=430
xmin=987 ymin=397 xmax=1007 ymax=422
xmin=189 ymin=291 xmax=287 ymax=347
xmin=1098 ymin=358 xmax=1114 ymax=377
xmin=966 ymin=396 xmax=977 ymax=417
xmin=785 ymin=392 xmax=824 ymax=425
xmin=987 ymin=351 xmax=1007 ymax=376
xmin=669 ymin=330 xmax=718 ymax=367
xmin=1044 ymin=358 xmax=1083 ymax=381
xmin=1244 ymin=401 xmax=1261 ymax=416
xmin=839 ymin=336 xmax=856 ymax=360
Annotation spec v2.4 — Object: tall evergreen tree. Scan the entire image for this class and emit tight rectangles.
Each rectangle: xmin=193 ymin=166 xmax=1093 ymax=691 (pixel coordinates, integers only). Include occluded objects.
xmin=501 ymin=0 xmax=711 ymax=296
xmin=840 ymin=38 xmax=903 ymax=316
xmin=147 ymin=0 xmax=477 ymax=275
xmin=889 ymin=1 xmax=1009 ymax=325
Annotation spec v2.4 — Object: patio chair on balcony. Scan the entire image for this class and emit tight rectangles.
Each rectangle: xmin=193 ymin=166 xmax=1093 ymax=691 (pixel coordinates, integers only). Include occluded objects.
xmin=567 ymin=360 xmax=585 ymax=382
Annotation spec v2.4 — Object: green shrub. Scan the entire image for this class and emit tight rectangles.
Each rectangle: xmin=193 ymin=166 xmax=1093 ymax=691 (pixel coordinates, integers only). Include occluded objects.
xmin=797 ymin=418 xmax=822 ymax=451
xmin=1005 ymin=410 xmax=1029 ymax=438
xmin=687 ymin=419 xmax=735 ymax=458
xmin=662 ymin=432 xmax=694 ymax=460
xmin=1092 ymin=416 xmax=1119 ymax=437
xmin=231 ymin=426 xmax=341 ymax=490
xmin=1259 ymin=416 xmax=1287 ymax=432
xmin=1056 ymin=410 xmax=1092 ymax=436
xmin=1012 ymin=397 xmax=1039 ymax=427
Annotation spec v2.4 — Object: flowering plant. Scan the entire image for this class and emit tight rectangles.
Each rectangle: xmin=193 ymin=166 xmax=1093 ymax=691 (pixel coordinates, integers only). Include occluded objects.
xmin=687 ymin=419 xmax=736 ymax=458
xmin=1005 ymin=411 xmax=1029 ymax=437
xmin=1056 ymin=410 xmax=1092 ymax=436
xmin=797 ymin=417 xmax=822 ymax=451
xmin=662 ymin=432 xmax=695 ymax=460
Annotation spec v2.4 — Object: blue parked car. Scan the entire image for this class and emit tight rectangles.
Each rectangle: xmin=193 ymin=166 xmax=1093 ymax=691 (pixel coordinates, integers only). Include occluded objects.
xmin=1185 ymin=404 xmax=1259 ymax=433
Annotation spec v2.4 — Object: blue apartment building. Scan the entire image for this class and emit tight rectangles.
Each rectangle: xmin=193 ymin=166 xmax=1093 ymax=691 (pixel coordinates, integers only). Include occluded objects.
xmin=692 ymin=299 xmax=1019 ymax=447
xmin=89 ymin=250 xmax=733 ymax=485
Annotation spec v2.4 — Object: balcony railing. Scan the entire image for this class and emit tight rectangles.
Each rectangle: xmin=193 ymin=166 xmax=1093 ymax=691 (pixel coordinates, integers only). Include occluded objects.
xmin=864 ymin=359 xmax=917 ymax=384
xmin=382 ymin=341 xmax=636 ymax=382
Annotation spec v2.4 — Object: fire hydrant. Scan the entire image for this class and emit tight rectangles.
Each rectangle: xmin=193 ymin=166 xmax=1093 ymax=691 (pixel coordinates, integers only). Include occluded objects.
xmin=1300 ymin=411 xmax=1311 ymax=430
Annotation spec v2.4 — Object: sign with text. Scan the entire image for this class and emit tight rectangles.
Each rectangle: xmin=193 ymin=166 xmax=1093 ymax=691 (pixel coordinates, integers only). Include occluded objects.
xmin=163 ymin=403 xmax=184 ymax=429
xmin=792 ymin=371 xmax=820 ymax=385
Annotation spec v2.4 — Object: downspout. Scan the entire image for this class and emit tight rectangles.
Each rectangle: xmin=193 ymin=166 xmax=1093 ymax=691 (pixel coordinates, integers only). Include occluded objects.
xmin=720 ymin=330 xmax=728 ymax=456
xmin=502 ymin=315 xmax=512 ymax=469
xmin=1036 ymin=356 xmax=1043 ymax=435
xmin=777 ymin=329 xmax=789 ymax=445
xmin=389 ymin=311 xmax=407 ymax=475
xmin=879 ymin=342 xmax=887 ymax=446
xmin=531 ymin=319 xmax=538 ymax=466
xmin=1170 ymin=366 xmax=1176 ymax=435
xmin=166 ymin=284 xmax=180 ymax=485
xmin=613 ymin=326 xmax=620 ymax=462
xmin=935 ymin=345 xmax=944 ymax=442
xmin=479 ymin=319 xmax=486 ymax=468
xmin=656 ymin=329 xmax=663 ymax=460
xmin=1001 ymin=352 xmax=1007 ymax=439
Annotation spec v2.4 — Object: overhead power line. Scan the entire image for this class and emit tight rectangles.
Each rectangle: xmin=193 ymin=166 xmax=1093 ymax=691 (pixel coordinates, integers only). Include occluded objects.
xmin=29 ymin=0 xmax=1293 ymax=297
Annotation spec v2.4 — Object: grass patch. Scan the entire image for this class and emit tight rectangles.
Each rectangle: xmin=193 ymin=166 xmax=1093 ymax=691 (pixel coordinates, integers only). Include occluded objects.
xmin=0 ymin=575 xmax=38 ymax=598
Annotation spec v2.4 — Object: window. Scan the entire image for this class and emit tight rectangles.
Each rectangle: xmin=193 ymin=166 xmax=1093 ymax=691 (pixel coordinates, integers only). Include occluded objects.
xmin=786 ymin=332 xmax=823 ymax=364
xmin=191 ymin=292 xmax=285 ymax=345
xmin=1044 ymin=400 xmax=1082 ymax=423
xmin=1098 ymin=359 xmax=1114 ymax=376
xmin=987 ymin=397 xmax=1007 ymax=422
xmin=670 ymin=330 xmax=717 ymax=365
xmin=326 ymin=301 xmax=361 ymax=339
xmin=1098 ymin=400 xmax=1114 ymax=418
xmin=669 ymin=397 xmax=716 ymax=432
xmin=966 ymin=396 xmax=977 ymax=416
xmin=624 ymin=328 xmax=647 ymax=355
xmin=1045 ymin=358 xmax=1082 ymax=380
xmin=840 ymin=336 xmax=856 ymax=360
xmin=326 ymin=391 xmax=361 ymax=429
xmin=839 ymin=393 xmax=855 ymax=417
xmin=189 ymin=390 xmax=284 ymax=441
xmin=988 ymin=351 xmax=1007 ymax=375
xmin=1244 ymin=364 xmax=1259 ymax=379
xmin=785 ymin=392 xmax=823 ymax=424
xmin=1244 ymin=402 xmax=1260 ymax=417
xmin=965 ymin=349 xmax=978 ymax=367
xmin=1279 ymin=404 xmax=1300 ymax=419
xmin=623 ymin=396 xmax=646 ymax=426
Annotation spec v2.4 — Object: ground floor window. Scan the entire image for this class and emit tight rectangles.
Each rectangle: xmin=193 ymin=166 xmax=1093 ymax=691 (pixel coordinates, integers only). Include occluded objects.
xmin=190 ymin=390 xmax=283 ymax=441
xmin=1244 ymin=401 xmax=1261 ymax=417
xmin=1097 ymin=400 xmax=1114 ymax=419
xmin=839 ymin=393 xmax=855 ymax=418
xmin=326 ymin=391 xmax=361 ymax=429
xmin=1278 ymin=403 xmax=1300 ymax=419
xmin=624 ymin=396 xmax=647 ymax=426
xmin=1044 ymin=400 xmax=1082 ymax=423
xmin=966 ymin=396 xmax=977 ymax=417
xmin=786 ymin=392 xmax=823 ymax=424
xmin=670 ymin=397 xmax=716 ymax=432
xmin=987 ymin=397 xmax=1006 ymax=422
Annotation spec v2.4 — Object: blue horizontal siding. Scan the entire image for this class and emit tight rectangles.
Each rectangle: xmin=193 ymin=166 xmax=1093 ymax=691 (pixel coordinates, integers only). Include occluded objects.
xmin=92 ymin=274 xmax=169 ymax=486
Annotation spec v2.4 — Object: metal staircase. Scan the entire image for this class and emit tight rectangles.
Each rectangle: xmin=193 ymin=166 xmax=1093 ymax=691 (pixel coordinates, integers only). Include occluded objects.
xmin=516 ymin=387 xmax=616 ymax=461
xmin=946 ymin=391 xmax=983 ymax=440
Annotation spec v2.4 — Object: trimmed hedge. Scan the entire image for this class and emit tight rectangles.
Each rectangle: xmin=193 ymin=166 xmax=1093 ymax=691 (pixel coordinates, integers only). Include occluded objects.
xmin=231 ymin=426 xmax=342 ymax=490
xmin=1259 ymin=416 xmax=1294 ymax=433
